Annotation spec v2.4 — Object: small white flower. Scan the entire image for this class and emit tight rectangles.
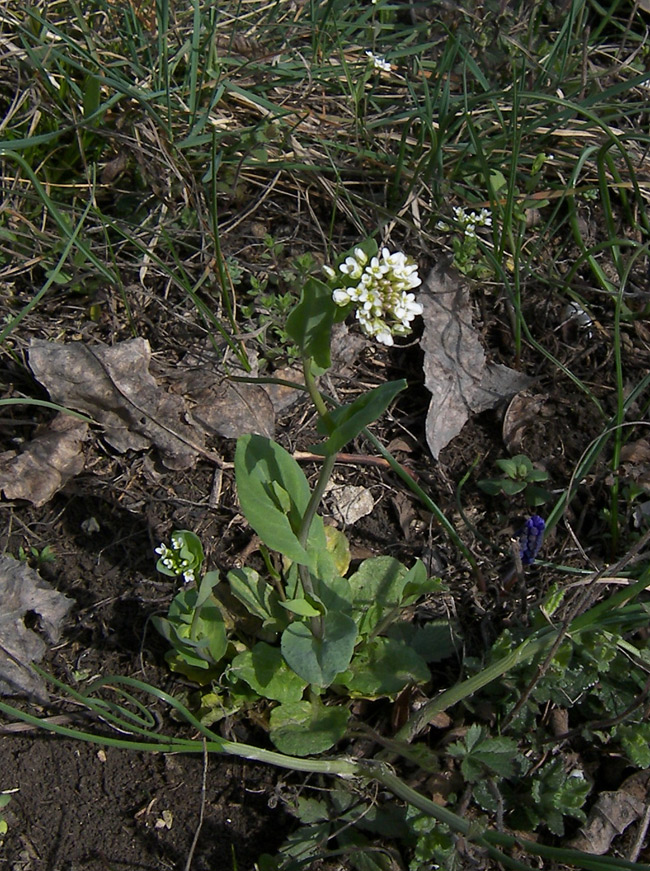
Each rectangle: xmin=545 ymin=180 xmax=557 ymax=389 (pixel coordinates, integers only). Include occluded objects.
xmin=333 ymin=288 xmax=352 ymax=305
xmin=365 ymin=50 xmax=391 ymax=72
xmin=339 ymin=255 xmax=364 ymax=279
xmin=478 ymin=208 xmax=492 ymax=227
xmin=323 ymin=264 xmax=337 ymax=279
xmin=183 ymin=570 xmax=195 ymax=584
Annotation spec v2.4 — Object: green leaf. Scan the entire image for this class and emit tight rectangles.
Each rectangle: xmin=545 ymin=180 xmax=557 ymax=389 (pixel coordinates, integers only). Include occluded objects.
xmin=448 ymin=726 xmax=522 ymax=783
xmin=229 ymin=642 xmax=307 ymax=703
xmin=285 ymin=277 xmax=337 ymax=371
xmin=387 ymin=620 xmax=458 ymax=663
xmin=235 ymin=434 xmax=327 ymax=567
xmin=347 ymin=556 xmax=410 ymax=636
xmin=495 ymin=457 xmax=522 ymax=478
xmin=401 ymin=560 xmax=441 ymax=605
xmin=227 ymin=566 xmax=287 ymax=632
xmin=529 ymin=758 xmax=589 ymax=836
xmin=83 ymin=73 xmax=101 ymax=120
xmin=153 ymin=585 xmax=228 ymax=669
xmin=269 ymin=699 xmax=350 ymax=755
xmin=195 ymin=570 xmax=220 ymax=610
xmin=281 ymin=612 xmax=357 ymax=687
xmin=312 ymin=380 xmax=407 ymax=456
xmin=477 ymin=478 xmax=504 ymax=496
xmin=337 ymin=636 xmax=430 ymax=697
xmin=293 ymin=796 xmax=330 ymax=823
xmin=617 ymin=723 xmax=650 ymax=768
xmin=524 ymin=484 xmax=553 ymax=507
xmin=499 ymin=479 xmax=527 ymax=496
xmin=280 ymin=597 xmax=322 ymax=618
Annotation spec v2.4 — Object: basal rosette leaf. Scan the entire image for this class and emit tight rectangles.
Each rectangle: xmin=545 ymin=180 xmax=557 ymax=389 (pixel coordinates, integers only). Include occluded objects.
xmin=336 ymin=636 xmax=430 ymax=698
xmin=281 ymin=612 xmax=357 ymax=687
xmin=229 ymin=642 xmax=307 ymax=704
xmin=269 ymin=699 xmax=350 ymax=755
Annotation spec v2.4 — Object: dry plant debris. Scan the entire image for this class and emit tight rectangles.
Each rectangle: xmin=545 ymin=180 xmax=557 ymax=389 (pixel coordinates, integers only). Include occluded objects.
xmin=421 ymin=263 xmax=533 ymax=458
xmin=0 ymin=413 xmax=88 ymax=507
xmin=0 ymin=556 xmax=73 ymax=700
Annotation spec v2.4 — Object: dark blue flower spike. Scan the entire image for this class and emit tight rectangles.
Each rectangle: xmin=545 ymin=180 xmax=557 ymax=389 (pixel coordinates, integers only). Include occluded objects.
xmin=518 ymin=515 xmax=546 ymax=566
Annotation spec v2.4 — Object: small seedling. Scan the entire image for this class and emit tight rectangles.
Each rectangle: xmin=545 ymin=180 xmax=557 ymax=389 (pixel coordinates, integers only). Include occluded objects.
xmin=478 ymin=454 xmax=551 ymax=507
xmin=17 ymin=544 xmax=56 ymax=568
xmin=0 ymin=790 xmax=17 ymax=838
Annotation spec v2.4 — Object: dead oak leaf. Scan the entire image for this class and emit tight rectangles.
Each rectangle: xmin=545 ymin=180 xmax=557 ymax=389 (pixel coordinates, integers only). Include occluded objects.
xmin=29 ymin=338 xmax=203 ymax=470
xmin=0 ymin=412 xmax=88 ymax=507
xmin=170 ymin=366 xmax=275 ymax=440
xmin=421 ymin=263 xmax=533 ymax=458
xmin=0 ymin=555 xmax=74 ymax=700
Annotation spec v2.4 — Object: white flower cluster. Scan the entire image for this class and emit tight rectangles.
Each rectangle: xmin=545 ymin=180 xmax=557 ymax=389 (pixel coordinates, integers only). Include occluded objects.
xmin=365 ymin=50 xmax=391 ymax=72
xmin=155 ymin=538 xmax=195 ymax=583
xmin=325 ymin=247 xmax=423 ymax=346
xmin=437 ymin=206 xmax=492 ymax=239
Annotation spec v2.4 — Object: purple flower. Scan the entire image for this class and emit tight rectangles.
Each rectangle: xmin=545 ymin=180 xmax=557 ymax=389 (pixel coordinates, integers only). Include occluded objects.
xmin=518 ymin=515 xmax=545 ymax=565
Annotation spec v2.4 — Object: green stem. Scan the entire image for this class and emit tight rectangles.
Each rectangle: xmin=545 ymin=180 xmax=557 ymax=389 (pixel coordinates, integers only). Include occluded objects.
xmin=395 ymin=628 xmax=556 ymax=743
xmin=296 ymin=355 xmax=338 ymax=638
xmin=369 ymin=763 xmax=650 ymax=871
xmin=229 ymin=372 xmax=482 ymax=583
xmin=5 ymin=669 xmax=650 ymax=871
xmin=302 ymin=355 xmax=333 ymax=428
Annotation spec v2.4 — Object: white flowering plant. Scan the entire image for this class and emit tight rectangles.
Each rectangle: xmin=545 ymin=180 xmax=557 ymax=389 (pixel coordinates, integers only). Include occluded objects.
xmin=151 ymin=238 xmax=446 ymax=752
xmin=152 ymin=530 xmax=227 ymax=680
xmin=436 ymin=205 xmax=494 ymax=277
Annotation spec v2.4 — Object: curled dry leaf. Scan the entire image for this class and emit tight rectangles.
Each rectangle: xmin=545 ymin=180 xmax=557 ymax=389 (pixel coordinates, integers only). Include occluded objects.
xmin=0 ymin=413 xmax=87 ymax=507
xmin=421 ymin=263 xmax=534 ymax=458
xmin=502 ymin=391 xmax=550 ymax=455
xmin=29 ymin=338 xmax=203 ymax=470
xmin=0 ymin=555 xmax=74 ymax=700
xmin=567 ymin=771 xmax=650 ymax=855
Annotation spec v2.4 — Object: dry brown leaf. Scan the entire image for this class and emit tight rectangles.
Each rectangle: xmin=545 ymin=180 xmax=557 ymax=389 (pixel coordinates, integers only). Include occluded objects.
xmin=502 ymin=391 xmax=550 ymax=454
xmin=0 ymin=413 xmax=87 ymax=507
xmin=567 ymin=771 xmax=650 ymax=854
xmin=621 ymin=438 xmax=650 ymax=464
xmin=29 ymin=338 xmax=203 ymax=470
xmin=421 ymin=263 xmax=533 ymax=458
xmin=0 ymin=555 xmax=74 ymax=700
xmin=177 ymin=370 xmax=275 ymax=439
xmin=325 ymin=482 xmax=375 ymax=525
